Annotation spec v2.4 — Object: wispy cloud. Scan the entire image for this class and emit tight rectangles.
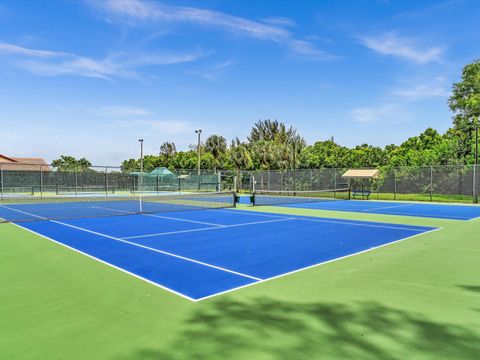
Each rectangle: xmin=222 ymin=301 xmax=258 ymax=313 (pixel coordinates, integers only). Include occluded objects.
xmin=93 ymin=106 xmax=150 ymax=116
xmin=0 ymin=42 xmax=67 ymax=58
xmin=359 ymin=32 xmax=444 ymax=64
xmin=86 ymin=0 xmax=333 ymax=61
xmin=260 ymin=16 xmax=296 ymax=28
xmin=186 ymin=60 xmax=237 ymax=82
xmin=351 ymin=104 xmax=412 ymax=124
xmin=112 ymin=119 xmax=193 ymax=134
xmin=392 ymin=84 xmax=449 ymax=99
xmin=0 ymin=42 xmax=207 ymax=79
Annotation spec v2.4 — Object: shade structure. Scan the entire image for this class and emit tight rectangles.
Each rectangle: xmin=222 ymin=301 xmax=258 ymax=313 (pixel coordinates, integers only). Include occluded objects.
xmin=342 ymin=169 xmax=379 ymax=179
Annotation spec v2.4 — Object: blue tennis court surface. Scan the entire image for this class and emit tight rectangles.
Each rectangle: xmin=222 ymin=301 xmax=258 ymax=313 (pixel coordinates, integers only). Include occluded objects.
xmin=3 ymin=205 xmax=438 ymax=301
xmin=255 ymin=198 xmax=480 ymax=220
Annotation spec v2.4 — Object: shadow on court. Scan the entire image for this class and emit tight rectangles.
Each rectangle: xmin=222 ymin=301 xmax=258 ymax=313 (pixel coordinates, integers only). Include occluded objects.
xmin=457 ymin=285 xmax=480 ymax=293
xmin=121 ymin=298 xmax=480 ymax=360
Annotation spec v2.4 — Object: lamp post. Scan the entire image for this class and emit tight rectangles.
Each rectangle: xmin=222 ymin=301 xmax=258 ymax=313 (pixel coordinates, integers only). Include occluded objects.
xmin=195 ymin=130 xmax=202 ymax=175
xmin=138 ymin=139 xmax=144 ymax=173
xmin=138 ymin=139 xmax=144 ymax=192
xmin=195 ymin=130 xmax=202 ymax=191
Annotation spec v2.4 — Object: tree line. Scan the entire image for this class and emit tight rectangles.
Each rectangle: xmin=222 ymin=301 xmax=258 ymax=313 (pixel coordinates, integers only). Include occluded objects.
xmin=53 ymin=60 xmax=480 ymax=173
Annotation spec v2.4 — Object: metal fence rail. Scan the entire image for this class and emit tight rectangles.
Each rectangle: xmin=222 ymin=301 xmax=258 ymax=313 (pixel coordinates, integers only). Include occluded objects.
xmin=0 ymin=165 xmax=221 ymax=197
xmin=245 ymin=165 xmax=479 ymax=203
xmin=1 ymin=164 xmax=478 ymax=203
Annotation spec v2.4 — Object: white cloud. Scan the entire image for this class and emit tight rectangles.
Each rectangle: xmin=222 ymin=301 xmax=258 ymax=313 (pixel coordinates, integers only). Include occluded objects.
xmin=0 ymin=42 xmax=207 ymax=79
xmin=260 ymin=16 xmax=296 ymax=28
xmin=360 ymin=32 xmax=444 ymax=64
xmin=0 ymin=42 xmax=68 ymax=58
xmin=94 ymin=106 xmax=150 ymax=116
xmin=392 ymin=84 xmax=449 ymax=99
xmin=112 ymin=119 xmax=193 ymax=134
xmin=86 ymin=0 xmax=333 ymax=60
xmin=351 ymin=104 xmax=412 ymax=124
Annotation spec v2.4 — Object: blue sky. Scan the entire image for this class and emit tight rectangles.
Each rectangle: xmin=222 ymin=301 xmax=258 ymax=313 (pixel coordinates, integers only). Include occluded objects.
xmin=0 ymin=0 xmax=479 ymax=165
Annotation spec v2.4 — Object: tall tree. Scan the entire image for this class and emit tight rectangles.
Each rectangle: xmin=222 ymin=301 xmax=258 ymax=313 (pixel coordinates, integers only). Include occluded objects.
xmin=448 ymin=59 xmax=480 ymax=163
xmin=205 ymin=135 xmax=227 ymax=171
xmin=230 ymin=138 xmax=253 ymax=172
xmin=52 ymin=155 xmax=92 ymax=172
xmin=159 ymin=142 xmax=177 ymax=158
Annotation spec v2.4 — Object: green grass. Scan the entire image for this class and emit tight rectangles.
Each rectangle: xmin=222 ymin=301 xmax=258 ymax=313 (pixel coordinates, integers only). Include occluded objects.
xmin=1 ymin=205 xmax=480 ymax=359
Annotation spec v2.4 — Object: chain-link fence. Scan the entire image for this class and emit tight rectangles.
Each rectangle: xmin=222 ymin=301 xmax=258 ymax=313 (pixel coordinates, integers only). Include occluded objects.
xmin=246 ymin=165 xmax=479 ymax=203
xmin=0 ymin=164 xmax=222 ymax=197
xmin=1 ymin=164 xmax=478 ymax=203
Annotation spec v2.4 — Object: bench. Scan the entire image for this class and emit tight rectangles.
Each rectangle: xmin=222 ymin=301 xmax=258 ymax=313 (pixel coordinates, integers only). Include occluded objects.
xmin=352 ymin=189 xmax=371 ymax=200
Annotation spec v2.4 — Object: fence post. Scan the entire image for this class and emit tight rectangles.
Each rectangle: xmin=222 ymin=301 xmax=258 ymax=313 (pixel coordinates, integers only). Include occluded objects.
xmin=74 ymin=170 xmax=78 ymax=196
xmin=334 ymin=169 xmax=337 ymax=198
xmin=0 ymin=164 xmax=3 ymax=199
xmin=218 ymin=171 xmax=222 ymax=192
xmin=40 ymin=165 xmax=44 ymax=197
xmin=105 ymin=167 xmax=109 ymax=196
xmin=393 ymin=169 xmax=397 ymax=201
xmin=430 ymin=166 xmax=433 ymax=202
xmin=474 ymin=164 xmax=478 ymax=204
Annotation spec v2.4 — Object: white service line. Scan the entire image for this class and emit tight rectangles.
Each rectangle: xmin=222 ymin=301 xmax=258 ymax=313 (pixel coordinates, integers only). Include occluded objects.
xmin=294 ymin=217 xmax=430 ymax=231
xmin=361 ymin=204 xmax=412 ymax=212
xmin=91 ymin=205 xmax=226 ymax=227
xmin=122 ymin=217 xmax=297 ymax=240
xmin=2 ymin=204 xmax=262 ymax=282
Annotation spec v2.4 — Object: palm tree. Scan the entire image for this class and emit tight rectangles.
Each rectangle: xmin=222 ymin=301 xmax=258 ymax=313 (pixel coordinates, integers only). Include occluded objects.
xmin=230 ymin=138 xmax=253 ymax=173
xmin=205 ymin=135 xmax=227 ymax=172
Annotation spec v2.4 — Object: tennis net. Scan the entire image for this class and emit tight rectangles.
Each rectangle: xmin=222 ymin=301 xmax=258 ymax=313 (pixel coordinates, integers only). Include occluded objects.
xmin=252 ymin=188 xmax=350 ymax=206
xmin=0 ymin=191 xmax=235 ymax=223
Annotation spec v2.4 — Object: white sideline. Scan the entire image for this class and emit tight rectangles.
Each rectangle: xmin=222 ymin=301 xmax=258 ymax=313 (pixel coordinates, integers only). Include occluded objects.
xmin=194 ymin=227 xmax=443 ymax=301
xmin=122 ymin=217 xmax=296 ymax=240
xmin=91 ymin=205 xmax=225 ymax=227
xmin=1 ymin=205 xmax=262 ymax=283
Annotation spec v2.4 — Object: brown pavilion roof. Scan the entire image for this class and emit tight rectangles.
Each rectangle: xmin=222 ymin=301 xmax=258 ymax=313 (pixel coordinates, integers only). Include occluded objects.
xmin=341 ymin=169 xmax=379 ymax=179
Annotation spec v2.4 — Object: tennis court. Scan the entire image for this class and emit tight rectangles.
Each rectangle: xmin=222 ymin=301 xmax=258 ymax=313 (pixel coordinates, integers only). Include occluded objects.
xmin=252 ymin=190 xmax=480 ymax=220
xmin=0 ymin=192 xmax=437 ymax=301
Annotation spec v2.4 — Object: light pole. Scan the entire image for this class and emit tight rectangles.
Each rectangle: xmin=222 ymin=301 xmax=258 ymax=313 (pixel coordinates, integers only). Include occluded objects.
xmin=195 ymin=130 xmax=202 ymax=191
xmin=138 ymin=139 xmax=144 ymax=173
xmin=195 ymin=130 xmax=202 ymax=175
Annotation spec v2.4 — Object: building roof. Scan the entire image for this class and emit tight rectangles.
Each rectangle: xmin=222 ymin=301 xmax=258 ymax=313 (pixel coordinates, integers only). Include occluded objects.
xmin=0 ymin=155 xmax=50 ymax=171
xmin=342 ymin=169 xmax=379 ymax=179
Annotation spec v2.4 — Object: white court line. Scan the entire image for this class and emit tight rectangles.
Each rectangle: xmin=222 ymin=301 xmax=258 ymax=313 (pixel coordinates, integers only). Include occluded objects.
xmin=361 ymin=204 xmax=412 ymax=212
xmin=194 ymin=227 xmax=443 ymax=302
xmin=7 ymin=221 xmax=198 ymax=302
xmin=2 ymin=205 xmax=262 ymax=283
xmin=226 ymin=208 xmax=431 ymax=231
xmin=122 ymin=218 xmax=296 ymax=240
xmin=91 ymin=205 xmax=225 ymax=227
xmin=2 ymin=204 xmax=444 ymax=302
xmin=366 ymin=209 xmax=471 ymax=220
xmin=294 ymin=217 xmax=431 ymax=232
